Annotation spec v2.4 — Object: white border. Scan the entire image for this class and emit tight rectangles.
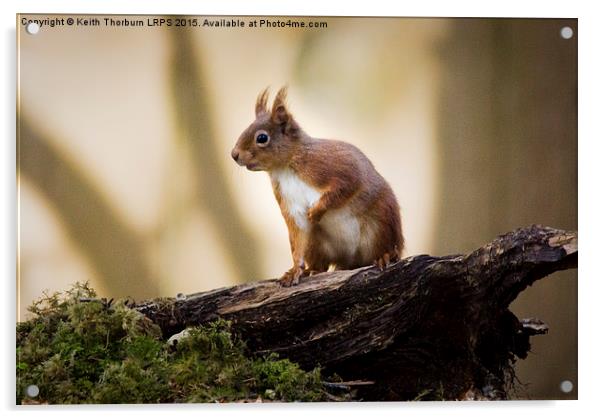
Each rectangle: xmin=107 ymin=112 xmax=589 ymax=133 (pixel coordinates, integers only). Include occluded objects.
xmin=3 ymin=1 xmax=601 ymax=419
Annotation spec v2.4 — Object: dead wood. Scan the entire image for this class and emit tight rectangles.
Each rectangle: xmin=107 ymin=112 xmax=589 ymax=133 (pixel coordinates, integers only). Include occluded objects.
xmin=134 ymin=225 xmax=577 ymax=400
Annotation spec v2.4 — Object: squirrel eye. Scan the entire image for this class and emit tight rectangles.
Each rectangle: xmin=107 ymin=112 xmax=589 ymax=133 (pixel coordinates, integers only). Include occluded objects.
xmin=255 ymin=131 xmax=270 ymax=146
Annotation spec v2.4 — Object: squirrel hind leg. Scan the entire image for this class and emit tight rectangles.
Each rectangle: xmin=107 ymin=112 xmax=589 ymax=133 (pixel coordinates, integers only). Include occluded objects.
xmin=374 ymin=253 xmax=389 ymax=271
xmin=374 ymin=247 xmax=401 ymax=271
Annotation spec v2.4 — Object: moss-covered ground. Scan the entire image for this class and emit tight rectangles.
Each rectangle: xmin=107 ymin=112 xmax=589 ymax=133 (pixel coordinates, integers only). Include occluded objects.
xmin=17 ymin=283 xmax=347 ymax=404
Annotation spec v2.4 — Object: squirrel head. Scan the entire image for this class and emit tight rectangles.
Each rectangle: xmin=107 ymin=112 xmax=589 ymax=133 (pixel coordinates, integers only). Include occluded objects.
xmin=231 ymin=86 xmax=302 ymax=172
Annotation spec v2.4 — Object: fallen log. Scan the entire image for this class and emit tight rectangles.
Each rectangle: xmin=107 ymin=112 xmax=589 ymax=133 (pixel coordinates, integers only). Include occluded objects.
xmin=135 ymin=225 xmax=577 ymax=401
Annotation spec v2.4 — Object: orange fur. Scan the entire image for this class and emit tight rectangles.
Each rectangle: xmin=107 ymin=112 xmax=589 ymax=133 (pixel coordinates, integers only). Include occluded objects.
xmin=231 ymin=87 xmax=404 ymax=286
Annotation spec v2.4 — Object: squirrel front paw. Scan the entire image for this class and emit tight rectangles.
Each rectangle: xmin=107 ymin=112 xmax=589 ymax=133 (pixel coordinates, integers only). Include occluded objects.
xmin=278 ymin=266 xmax=308 ymax=287
xmin=307 ymin=206 xmax=326 ymax=224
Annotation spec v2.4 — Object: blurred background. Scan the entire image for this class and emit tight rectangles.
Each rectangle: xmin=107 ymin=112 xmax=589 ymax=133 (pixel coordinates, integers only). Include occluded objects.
xmin=17 ymin=16 xmax=576 ymax=399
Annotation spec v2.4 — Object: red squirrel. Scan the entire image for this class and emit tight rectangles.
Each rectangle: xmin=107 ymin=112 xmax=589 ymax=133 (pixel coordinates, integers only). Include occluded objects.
xmin=231 ymin=87 xmax=404 ymax=287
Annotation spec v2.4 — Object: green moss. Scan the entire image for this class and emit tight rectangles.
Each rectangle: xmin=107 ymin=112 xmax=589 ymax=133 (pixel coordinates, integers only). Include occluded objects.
xmin=17 ymin=282 xmax=340 ymax=404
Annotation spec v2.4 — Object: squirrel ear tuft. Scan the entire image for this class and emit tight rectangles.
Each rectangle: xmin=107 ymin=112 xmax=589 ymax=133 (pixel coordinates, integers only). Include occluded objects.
xmin=271 ymin=86 xmax=290 ymax=125
xmin=255 ymin=87 xmax=270 ymax=117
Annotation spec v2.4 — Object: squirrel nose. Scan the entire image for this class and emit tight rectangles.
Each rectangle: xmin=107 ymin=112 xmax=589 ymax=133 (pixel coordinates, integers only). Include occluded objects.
xmin=231 ymin=149 xmax=240 ymax=162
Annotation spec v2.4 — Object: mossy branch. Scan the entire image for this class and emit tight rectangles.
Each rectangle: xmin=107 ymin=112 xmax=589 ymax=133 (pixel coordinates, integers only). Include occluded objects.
xmin=17 ymin=285 xmax=339 ymax=404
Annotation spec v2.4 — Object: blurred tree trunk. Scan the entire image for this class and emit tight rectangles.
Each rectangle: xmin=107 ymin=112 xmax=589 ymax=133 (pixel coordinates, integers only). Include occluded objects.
xmin=435 ymin=18 xmax=577 ymax=399
xmin=19 ymin=120 xmax=160 ymax=298
xmin=166 ymin=29 xmax=262 ymax=283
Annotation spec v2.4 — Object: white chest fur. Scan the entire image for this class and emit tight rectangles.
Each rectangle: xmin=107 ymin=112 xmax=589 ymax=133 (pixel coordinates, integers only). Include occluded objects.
xmin=270 ymin=168 xmax=363 ymax=262
xmin=270 ymin=168 xmax=320 ymax=231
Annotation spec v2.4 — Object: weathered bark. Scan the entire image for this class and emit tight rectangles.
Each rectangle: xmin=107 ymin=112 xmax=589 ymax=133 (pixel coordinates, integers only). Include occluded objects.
xmin=135 ymin=225 xmax=577 ymax=401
